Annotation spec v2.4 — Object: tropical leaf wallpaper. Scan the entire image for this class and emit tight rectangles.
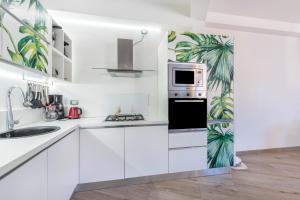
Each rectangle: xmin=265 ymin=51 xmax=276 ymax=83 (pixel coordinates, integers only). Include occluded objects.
xmin=0 ymin=0 xmax=49 ymax=73
xmin=168 ymin=31 xmax=234 ymax=168
xmin=207 ymin=123 xmax=234 ymax=168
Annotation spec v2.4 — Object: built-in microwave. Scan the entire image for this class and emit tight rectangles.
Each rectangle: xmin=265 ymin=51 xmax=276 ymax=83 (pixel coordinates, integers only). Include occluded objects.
xmin=168 ymin=62 xmax=206 ymax=91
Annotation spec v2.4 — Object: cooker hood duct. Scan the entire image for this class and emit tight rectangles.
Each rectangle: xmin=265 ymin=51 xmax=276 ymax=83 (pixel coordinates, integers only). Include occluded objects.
xmin=107 ymin=38 xmax=143 ymax=78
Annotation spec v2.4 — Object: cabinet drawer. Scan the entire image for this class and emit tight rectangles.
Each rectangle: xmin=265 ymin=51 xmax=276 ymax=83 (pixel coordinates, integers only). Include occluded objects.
xmin=169 ymin=131 xmax=207 ymax=148
xmin=169 ymin=147 xmax=207 ymax=173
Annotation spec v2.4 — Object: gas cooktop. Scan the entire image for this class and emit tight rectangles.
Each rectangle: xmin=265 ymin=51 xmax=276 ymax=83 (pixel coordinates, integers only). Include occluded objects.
xmin=105 ymin=114 xmax=145 ymax=122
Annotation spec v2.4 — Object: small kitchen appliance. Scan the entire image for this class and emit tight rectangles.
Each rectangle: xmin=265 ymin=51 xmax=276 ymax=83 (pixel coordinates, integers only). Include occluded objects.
xmin=168 ymin=62 xmax=207 ymax=98
xmin=168 ymin=62 xmax=207 ymax=131
xmin=68 ymin=107 xmax=82 ymax=119
xmin=105 ymin=114 xmax=144 ymax=122
xmin=68 ymin=100 xmax=82 ymax=119
xmin=48 ymin=95 xmax=65 ymax=120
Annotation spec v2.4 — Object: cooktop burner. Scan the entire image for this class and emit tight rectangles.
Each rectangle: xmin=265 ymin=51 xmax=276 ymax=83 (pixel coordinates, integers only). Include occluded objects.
xmin=105 ymin=114 xmax=145 ymax=122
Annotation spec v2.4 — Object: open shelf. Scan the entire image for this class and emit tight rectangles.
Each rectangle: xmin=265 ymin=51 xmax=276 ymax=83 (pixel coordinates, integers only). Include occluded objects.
xmin=51 ymin=18 xmax=73 ymax=82
xmin=64 ymin=59 xmax=72 ymax=82
xmin=64 ymin=55 xmax=72 ymax=64
xmin=52 ymin=48 xmax=64 ymax=79
xmin=64 ymin=33 xmax=72 ymax=60
xmin=52 ymin=47 xmax=64 ymax=58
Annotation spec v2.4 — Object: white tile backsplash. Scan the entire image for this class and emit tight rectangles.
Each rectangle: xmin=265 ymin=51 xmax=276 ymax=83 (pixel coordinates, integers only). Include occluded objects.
xmin=99 ymin=94 xmax=149 ymax=116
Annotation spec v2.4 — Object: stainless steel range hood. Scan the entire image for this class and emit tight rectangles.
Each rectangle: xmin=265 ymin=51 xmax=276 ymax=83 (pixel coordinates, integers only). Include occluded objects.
xmin=108 ymin=39 xmax=142 ymax=78
xmin=93 ymin=38 xmax=153 ymax=78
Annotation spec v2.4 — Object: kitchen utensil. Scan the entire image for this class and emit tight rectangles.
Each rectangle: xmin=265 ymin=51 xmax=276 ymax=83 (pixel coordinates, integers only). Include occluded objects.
xmin=45 ymin=87 xmax=49 ymax=105
xmin=41 ymin=86 xmax=46 ymax=106
xmin=30 ymin=85 xmax=39 ymax=109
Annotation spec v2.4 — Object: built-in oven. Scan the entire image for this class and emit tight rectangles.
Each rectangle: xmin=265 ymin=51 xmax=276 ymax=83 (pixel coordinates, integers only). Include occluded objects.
xmin=168 ymin=98 xmax=207 ymax=130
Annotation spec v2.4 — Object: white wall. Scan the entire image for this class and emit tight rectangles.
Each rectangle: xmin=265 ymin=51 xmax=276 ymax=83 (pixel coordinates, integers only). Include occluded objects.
xmin=233 ymin=31 xmax=300 ymax=151
xmin=49 ymin=12 xmax=165 ymax=118
xmin=0 ymin=63 xmax=46 ymax=132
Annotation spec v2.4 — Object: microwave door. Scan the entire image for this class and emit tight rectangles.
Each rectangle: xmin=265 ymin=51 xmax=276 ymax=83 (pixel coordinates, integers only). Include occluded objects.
xmin=173 ymin=69 xmax=196 ymax=86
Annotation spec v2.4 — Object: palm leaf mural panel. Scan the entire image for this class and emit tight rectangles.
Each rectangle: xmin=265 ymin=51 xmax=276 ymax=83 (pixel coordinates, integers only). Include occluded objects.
xmin=208 ymin=123 xmax=234 ymax=168
xmin=0 ymin=0 xmax=50 ymax=73
xmin=168 ymin=31 xmax=234 ymax=168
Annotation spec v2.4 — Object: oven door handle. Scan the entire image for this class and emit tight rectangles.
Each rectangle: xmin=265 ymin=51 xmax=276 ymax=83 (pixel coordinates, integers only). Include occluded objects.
xmin=174 ymin=100 xmax=205 ymax=103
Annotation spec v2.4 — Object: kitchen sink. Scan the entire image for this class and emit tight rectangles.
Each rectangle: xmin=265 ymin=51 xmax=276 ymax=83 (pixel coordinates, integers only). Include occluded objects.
xmin=0 ymin=126 xmax=60 ymax=139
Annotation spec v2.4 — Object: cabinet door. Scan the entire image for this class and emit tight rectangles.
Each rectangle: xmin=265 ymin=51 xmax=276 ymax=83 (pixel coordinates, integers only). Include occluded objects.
xmin=0 ymin=0 xmax=51 ymax=42
xmin=48 ymin=129 xmax=79 ymax=200
xmin=125 ymin=126 xmax=168 ymax=178
xmin=80 ymin=128 xmax=125 ymax=183
xmin=207 ymin=122 xmax=234 ymax=169
xmin=0 ymin=8 xmax=50 ymax=74
xmin=0 ymin=151 xmax=47 ymax=200
xmin=169 ymin=147 xmax=207 ymax=173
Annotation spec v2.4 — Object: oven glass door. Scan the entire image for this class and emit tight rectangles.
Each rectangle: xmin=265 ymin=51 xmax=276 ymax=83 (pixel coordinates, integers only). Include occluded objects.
xmin=173 ymin=69 xmax=196 ymax=86
xmin=169 ymin=98 xmax=207 ymax=130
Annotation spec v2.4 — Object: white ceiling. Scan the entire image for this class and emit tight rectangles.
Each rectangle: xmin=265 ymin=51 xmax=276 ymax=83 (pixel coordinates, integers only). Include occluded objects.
xmin=209 ymin=0 xmax=300 ymax=24
xmin=40 ymin=0 xmax=300 ymax=24
xmin=40 ymin=0 xmax=300 ymax=36
xmin=40 ymin=0 xmax=191 ymax=18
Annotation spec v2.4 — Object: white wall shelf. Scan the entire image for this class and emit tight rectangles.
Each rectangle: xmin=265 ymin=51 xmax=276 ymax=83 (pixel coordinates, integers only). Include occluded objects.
xmin=50 ymin=18 xmax=73 ymax=82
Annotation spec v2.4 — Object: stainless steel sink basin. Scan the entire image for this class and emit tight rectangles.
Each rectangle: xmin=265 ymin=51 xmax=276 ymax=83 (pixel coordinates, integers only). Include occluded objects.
xmin=0 ymin=126 xmax=60 ymax=139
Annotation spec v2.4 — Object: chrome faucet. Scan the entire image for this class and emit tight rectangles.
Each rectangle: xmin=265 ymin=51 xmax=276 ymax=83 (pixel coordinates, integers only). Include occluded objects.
xmin=6 ymin=86 xmax=32 ymax=131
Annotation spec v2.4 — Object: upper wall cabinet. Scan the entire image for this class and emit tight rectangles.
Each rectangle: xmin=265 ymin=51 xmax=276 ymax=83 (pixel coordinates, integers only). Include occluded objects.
xmin=0 ymin=2 xmax=72 ymax=80
xmin=0 ymin=0 xmax=51 ymax=42
xmin=0 ymin=7 xmax=50 ymax=74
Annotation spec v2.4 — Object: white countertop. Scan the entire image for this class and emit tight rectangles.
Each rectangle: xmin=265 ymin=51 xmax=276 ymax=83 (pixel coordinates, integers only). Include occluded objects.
xmin=0 ymin=117 xmax=168 ymax=179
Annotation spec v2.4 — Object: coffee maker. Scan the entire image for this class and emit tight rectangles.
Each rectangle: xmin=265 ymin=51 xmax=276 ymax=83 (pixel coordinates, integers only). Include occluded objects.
xmin=48 ymin=95 xmax=65 ymax=119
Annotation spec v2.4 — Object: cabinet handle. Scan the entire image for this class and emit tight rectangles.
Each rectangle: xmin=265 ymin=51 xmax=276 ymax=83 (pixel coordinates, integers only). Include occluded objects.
xmin=174 ymin=100 xmax=204 ymax=103
xmin=169 ymin=146 xmax=206 ymax=151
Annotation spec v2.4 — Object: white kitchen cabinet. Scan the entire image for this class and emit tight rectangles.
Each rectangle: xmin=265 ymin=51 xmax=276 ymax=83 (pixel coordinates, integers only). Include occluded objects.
xmin=125 ymin=126 xmax=168 ymax=178
xmin=169 ymin=131 xmax=207 ymax=149
xmin=1 ymin=0 xmax=52 ymax=42
xmin=0 ymin=8 xmax=50 ymax=74
xmin=0 ymin=151 xmax=47 ymax=200
xmin=47 ymin=128 xmax=79 ymax=200
xmin=80 ymin=128 xmax=125 ymax=183
xmin=169 ymin=147 xmax=207 ymax=173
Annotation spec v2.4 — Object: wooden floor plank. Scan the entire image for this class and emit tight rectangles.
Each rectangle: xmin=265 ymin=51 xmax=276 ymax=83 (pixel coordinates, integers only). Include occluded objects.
xmin=72 ymin=148 xmax=300 ymax=200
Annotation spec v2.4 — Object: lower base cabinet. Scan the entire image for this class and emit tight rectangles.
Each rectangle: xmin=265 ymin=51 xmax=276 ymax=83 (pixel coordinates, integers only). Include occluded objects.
xmin=125 ymin=126 xmax=168 ymax=178
xmin=79 ymin=126 xmax=169 ymax=182
xmin=80 ymin=128 xmax=125 ymax=183
xmin=169 ymin=130 xmax=208 ymax=173
xmin=0 ymin=151 xmax=48 ymax=200
xmin=0 ymin=128 xmax=79 ymax=200
xmin=48 ymin=129 xmax=79 ymax=200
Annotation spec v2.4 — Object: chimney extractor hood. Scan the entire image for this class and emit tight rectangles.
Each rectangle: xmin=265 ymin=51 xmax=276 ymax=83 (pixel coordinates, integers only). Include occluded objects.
xmin=92 ymin=38 xmax=155 ymax=78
